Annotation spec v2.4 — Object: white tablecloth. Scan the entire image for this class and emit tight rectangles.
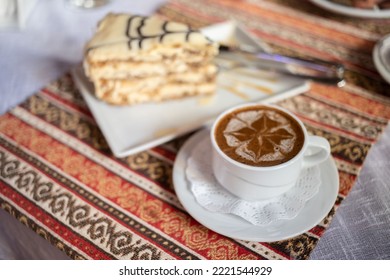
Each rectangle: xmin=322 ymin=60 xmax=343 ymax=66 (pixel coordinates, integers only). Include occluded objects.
xmin=0 ymin=0 xmax=389 ymax=260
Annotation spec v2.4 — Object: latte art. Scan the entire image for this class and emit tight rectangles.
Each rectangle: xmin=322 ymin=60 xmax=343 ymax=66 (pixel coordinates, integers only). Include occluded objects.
xmin=224 ymin=111 xmax=297 ymax=162
xmin=215 ymin=106 xmax=305 ymax=167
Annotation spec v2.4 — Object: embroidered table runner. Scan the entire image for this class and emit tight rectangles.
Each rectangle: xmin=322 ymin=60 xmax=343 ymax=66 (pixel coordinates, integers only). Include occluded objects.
xmin=1 ymin=0 xmax=390 ymax=260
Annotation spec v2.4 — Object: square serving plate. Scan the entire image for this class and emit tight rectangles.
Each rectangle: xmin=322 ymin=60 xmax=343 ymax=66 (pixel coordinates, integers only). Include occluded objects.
xmin=71 ymin=21 xmax=309 ymax=158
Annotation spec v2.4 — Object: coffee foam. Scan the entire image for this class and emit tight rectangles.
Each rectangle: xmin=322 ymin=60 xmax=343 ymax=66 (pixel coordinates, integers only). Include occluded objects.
xmin=215 ymin=106 xmax=304 ymax=167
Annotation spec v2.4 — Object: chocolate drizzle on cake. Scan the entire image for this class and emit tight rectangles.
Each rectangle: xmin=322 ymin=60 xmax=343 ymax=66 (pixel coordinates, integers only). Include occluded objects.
xmin=125 ymin=15 xmax=205 ymax=49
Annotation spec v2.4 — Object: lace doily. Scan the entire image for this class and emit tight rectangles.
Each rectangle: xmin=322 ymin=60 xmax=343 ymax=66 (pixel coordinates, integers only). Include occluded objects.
xmin=185 ymin=136 xmax=321 ymax=226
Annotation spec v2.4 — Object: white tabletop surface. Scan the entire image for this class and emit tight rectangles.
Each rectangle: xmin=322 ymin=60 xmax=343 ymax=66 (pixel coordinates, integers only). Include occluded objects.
xmin=0 ymin=0 xmax=389 ymax=260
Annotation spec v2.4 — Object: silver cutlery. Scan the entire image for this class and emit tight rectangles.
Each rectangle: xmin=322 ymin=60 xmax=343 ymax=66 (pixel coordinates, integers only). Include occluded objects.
xmin=217 ymin=44 xmax=346 ymax=87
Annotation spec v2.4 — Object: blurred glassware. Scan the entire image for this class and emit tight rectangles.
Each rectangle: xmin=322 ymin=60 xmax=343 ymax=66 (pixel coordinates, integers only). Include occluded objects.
xmin=373 ymin=33 xmax=390 ymax=84
xmin=0 ymin=0 xmax=17 ymax=28
xmin=67 ymin=0 xmax=110 ymax=9
xmin=309 ymin=0 xmax=390 ymax=18
xmin=0 ymin=0 xmax=38 ymax=30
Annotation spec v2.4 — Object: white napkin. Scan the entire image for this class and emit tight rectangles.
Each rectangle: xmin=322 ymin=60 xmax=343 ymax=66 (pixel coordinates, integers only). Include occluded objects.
xmin=185 ymin=136 xmax=321 ymax=226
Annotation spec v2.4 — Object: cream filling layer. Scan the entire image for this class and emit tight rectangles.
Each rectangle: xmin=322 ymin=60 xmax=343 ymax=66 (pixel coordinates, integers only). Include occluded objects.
xmin=93 ymin=77 xmax=216 ymax=105
xmin=85 ymin=43 xmax=217 ymax=63
xmin=87 ymin=62 xmax=217 ymax=80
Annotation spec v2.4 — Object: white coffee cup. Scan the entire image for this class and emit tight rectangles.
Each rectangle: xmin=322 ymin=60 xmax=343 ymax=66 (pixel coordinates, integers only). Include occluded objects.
xmin=210 ymin=103 xmax=330 ymax=201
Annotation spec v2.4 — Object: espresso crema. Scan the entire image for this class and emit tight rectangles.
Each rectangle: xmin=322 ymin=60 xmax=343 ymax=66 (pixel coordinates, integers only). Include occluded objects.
xmin=214 ymin=105 xmax=305 ymax=167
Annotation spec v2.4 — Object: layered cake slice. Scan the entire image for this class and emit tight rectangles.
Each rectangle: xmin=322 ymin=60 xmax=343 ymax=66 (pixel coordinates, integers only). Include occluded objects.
xmin=83 ymin=13 xmax=219 ymax=105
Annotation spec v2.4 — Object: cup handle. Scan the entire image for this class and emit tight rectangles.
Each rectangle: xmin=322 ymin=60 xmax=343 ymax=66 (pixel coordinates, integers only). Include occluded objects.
xmin=303 ymin=136 xmax=331 ymax=168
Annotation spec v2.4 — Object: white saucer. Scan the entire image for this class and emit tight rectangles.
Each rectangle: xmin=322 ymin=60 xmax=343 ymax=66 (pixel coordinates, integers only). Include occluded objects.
xmin=373 ymin=33 xmax=390 ymax=85
xmin=173 ymin=128 xmax=339 ymax=242
xmin=309 ymin=0 xmax=390 ymax=18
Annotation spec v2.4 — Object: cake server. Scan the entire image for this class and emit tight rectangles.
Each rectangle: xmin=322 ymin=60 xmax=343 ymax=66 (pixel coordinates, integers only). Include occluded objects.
xmin=217 ymin=44 xmax=345 ymax=87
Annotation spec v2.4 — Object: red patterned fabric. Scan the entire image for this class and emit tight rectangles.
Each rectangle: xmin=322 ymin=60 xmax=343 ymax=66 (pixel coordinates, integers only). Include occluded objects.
xmin=1 ymin=0 xmax=389 ymax=259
